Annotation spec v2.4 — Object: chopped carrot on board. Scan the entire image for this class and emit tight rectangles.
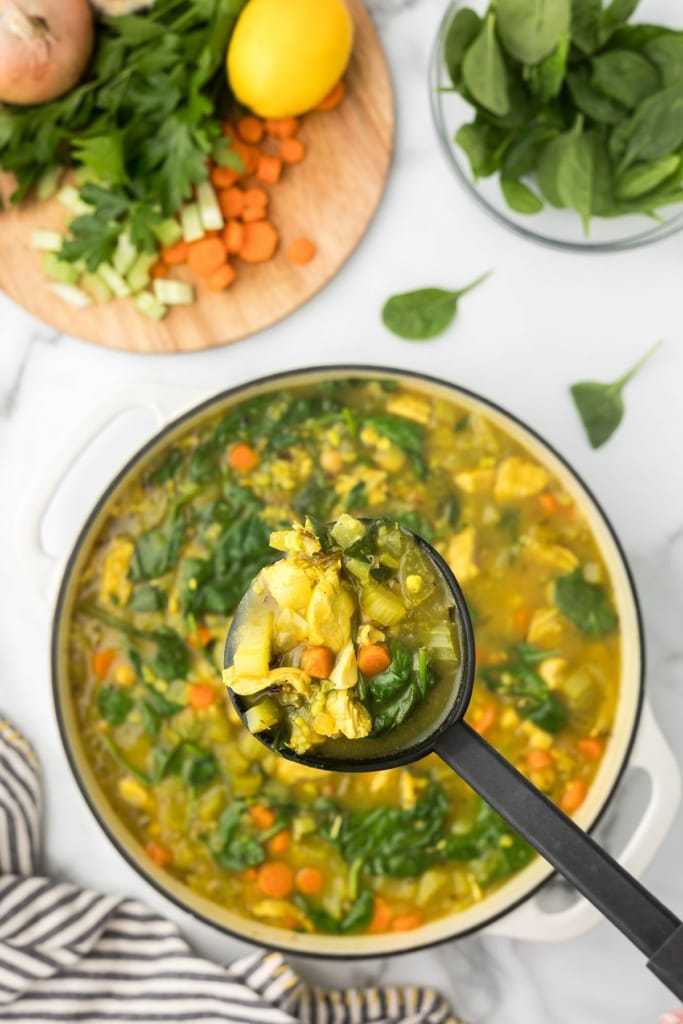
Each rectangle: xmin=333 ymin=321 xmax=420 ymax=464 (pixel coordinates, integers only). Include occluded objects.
xmin=188 ymin=683 xmax=215 ymax=710
xmin=241 ymin=206 xmax=266 ymax=223
xmin=287 ymin=238 xmax=316 ymax=265
xmin=301 ymin=646 xmax=334 ymax=680
xmin=256 ymin=154 xmax=283 ymax=185
xmin=92 ymin=649 xmax=115 ymax=679
xmin=280 ymin=138 xmax=305 ymax=164
xmin=250 ymin=805 xmax=276 ymax=830
xmin=295 ymin=867 xmax=324 ymax=895
xmin=150 ymin=260 xmax=169 ymax=279
xmin=316 ymin=80 xmax=345 ymax=111
xmin=161 ymin=240 xmax=188 ymax=266
xmin=257 ymin=862 xmax=294 ymax=899
xmin=187 ymin=237 xmax=226 ymax=278
xmin=243 ymin=187 xmax=268 ymax=209
xmin=237 ymin=115 xmax=265 ymax=144
xmin=265 ymin=117 xmax=299 ymax=139
xmin=223 ymin=220 xmax=245 ymax=255
xmin=357 ymin=644 xmax=391 ymax=677
xmin=211 ymin=165 xmax=240 ymax=190
xmin=229 ymin=443 xmax=259 ymax=471
xmin=219 ymin=187 xmax=246 ymax=219
xmin=239 ymin=221 xmax=279 ymax=264
xmin=206 ymin=264 xmax=236 ymax=292
xmin=232 ymin=140 xmax=259 ymax=175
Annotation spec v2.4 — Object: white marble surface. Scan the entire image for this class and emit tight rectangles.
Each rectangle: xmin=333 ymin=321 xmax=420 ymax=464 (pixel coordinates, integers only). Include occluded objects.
xmin=1 ymin=1 xmax=683 ymax=1021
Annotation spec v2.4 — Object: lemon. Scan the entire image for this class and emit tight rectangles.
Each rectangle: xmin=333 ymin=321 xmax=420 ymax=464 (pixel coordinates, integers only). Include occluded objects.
xmin=227 ymin=0 xmax=354 ymax=119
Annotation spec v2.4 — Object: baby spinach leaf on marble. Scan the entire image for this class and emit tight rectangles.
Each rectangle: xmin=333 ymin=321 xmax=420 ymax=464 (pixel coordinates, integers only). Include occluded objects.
xmin=462 ymin=15 xmax=510 ymax=117
xmin=553 ymin=570 xmax=618 ymax=637
xmin=98 ymin=685 xmax=133 ymax=726
xmin=591 ymin=50 xmax=660 ymax=109
xmin=497 ymin=0 xmax=570 ymax=65
xmin=616 ymin=155 xmax=680 ymax=198
xmin=382 ymin=274 xmax=489 ymax=341
xmin=501 ymin=178 xmax=544 ymax=213
xmin=129 ymin=515 xmax=184 ymax=581
xmin=445 ymin=7 xmax=482 ymax=87
xmin=569 ymin=341 xmax=661 ymax=448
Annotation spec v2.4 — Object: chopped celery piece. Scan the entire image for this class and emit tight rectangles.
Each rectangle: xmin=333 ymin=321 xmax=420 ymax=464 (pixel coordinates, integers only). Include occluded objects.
xmin=42 ymin=252 xmax=80 ymax=285
xmin=233 ymin=605 xmax=274 ymax=677
xmin=57 ymin=185 xmax=92 ymax=216
xmin=32 ymin=230 xmax=63 ymax=253
xmin=98 ymin=263 xmax=130 ymax=298
xmin=244 ymin=698 xmax=280 ymax=734
xmin=82 ymin=273 xmax=113 ymax=304
xmin=331 ymin=514 xmax=366 ymax=549
xmin=113 ymin=231 xmax=137 ymax=276
xmin=49 ymin=283 xmax=92 ymax=309
xmin=36 ymin=167 xmax=63 ymax=201
xmin=345 ymin=557 xmax=371 ymax=583
xmin=135 ymin=291 xmax=168 ymax=322
xmin=153 ymin=279 xmax=194 ymax=306
xmin=360 ymin=581 xmax=407 ymax=627
xmin=152 ymin=218 xmax=183 ymax=248
xmin=181 ymin=203 xmax=204 ymax=243
xmin=126 ymin=252 xmax=157 ymax=293
xmin=197 ymin=182 xmax=224 ymax=231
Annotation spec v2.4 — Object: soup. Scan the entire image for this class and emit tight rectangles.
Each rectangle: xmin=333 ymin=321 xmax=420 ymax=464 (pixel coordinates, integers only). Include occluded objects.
xmin=68 ymin=378 xmax=620 ymax=936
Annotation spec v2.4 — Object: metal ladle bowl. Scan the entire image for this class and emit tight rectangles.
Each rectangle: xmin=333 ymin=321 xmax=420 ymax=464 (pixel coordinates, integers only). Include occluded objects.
xmin=224 ymin=527 xmax=683 ymax=999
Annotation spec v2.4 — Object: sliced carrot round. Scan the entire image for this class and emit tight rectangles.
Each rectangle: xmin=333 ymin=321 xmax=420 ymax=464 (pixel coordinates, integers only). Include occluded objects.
xmin=92 ymin=649 xmax=115 ymax=679
xmin=280 ymin=138 xmax=305 ymax=164
xmin=211 ymin=166 xmax=239 ymax=190
xmin=243 ymin=187 xmax=269 ymax=209
xmin=188 ymin=683 xmax=215 ymax=710
xmin=257 ymin=861 xmax=294 ymax=899
xmin=287 ymin=238 xmax=316 ymax=265
xmin=250 ymin=804 xmax=276 ymax=830
xmin=295 ymin=866 xmax=324 ymax=895
xmin=187 ymin=237 xmax=226 ymax=278
xmin=237 ymin=115 xmax=265 ymax=144
xmin=229 ymin=442 xmax=259 ymax=471
xmin=265 ymin=117 xmax=300 ymax=139
xmin=368 ymin=897 xmax=392 ymax=934
xmin=316 ymin=80 xmax=346 ymax=112
xmin=392 ymin=910 xmax=423 ymax=932
xmin=267 ymin=829 xmax=291 ymax=855
xmin=161 ymin=240 xmax=188 ymax=266
xmin=145 ymin=841 xmax=172 ymax=868
xmin=223 ymin=220 xmax=245 ymax=255
xmin=242 ymin=206 xmax=266 ymax=223
xmin=357 ymin=644 xmax=390 ymax=677
xmin=256 ymin=154 xmax=283 ymax=186
xmin=150 ymin=260 xmax=169 ymax=279
xmin=239 ymin=221 xmax=279 ymax=264
xmin=219 ymin=187 xmax=246 ymax=219
xmin=206 ymin=264 xmax=236 ymax=292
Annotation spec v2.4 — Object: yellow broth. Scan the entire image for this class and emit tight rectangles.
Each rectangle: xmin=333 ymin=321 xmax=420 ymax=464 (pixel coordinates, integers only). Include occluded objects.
xmin=68 ymin=379 xmax=621 ymax=936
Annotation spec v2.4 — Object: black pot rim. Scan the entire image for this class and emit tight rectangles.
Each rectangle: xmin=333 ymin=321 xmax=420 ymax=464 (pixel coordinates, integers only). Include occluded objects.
xmin=51 ymin=364 xmax=646 ymax=960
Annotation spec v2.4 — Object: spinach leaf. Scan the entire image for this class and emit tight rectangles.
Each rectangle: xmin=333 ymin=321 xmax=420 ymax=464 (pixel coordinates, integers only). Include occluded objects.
xmin=644 ymin=34 xmax=683 ymax=87
xmin=455 ymin=121 xmax=507 ymax=179
xmin=129 ymin=515 xmax=184 ymax=581
xmin=497 ymin=0 xmax=570 ymax=65
xmin=150 ymin=627 xmax=191 ymax=681
xmin=527 ymin=32 xmax=570 ymax=101
xmin=382 ymin=273 xmax=489 ymax=341
xmin=101 ymin=735 xmax=150 ymax=786
xmin=147 ymin=448 xmax=183 ymax=486
xmin=363 ymin=415 xmax=428 ymax=478
xmin=616 ymin=155 xmax=680 ymax=198
xmin=480 ymin=644 xmax=569 ymax=733
xmin=501 ymin=124 xmax=558 ymax=179
xmin=555 ymin=124 xmax=594 ymax=233
xmin=462 ymin=802 xmax=535 ymax=884
xmin=393 ymin=510 xmax=436 ymax=541
xmin=537 ymin=128 xmax=578 ymax=207
xmin=567 ymin=67 xmax=628 ymax=125
xmin=618 ymin=85 xmax=683 ymax=170
xmin=210 ymin=802 xmax=265 ymax=870
xmin=292 ymin=471 xmax=337 ymax=522
xmin=140 ymin=700 xmax=161 ymax=737
xmin=141 ymin=681 xmax=183 ymax=718
xmin=591 ymin=50 xmax=660 ymax=109
xmin=569 ymin=340 xmax=661 ymax=447
xmin=554 ymin=570 xmax=618 ymax=637
xmin=366 ymin=641 xmax=413 ymax=703
xmin=364 ymin=641 xmax=438 ymax=736
xmin=462 ymin=15 xmax=510 ymax=117
xmin=188 ymin=441 xmax=221 ymax=484
xmin=501 ymin=178 xmax=544 ymax=213
xmin=295 ymin=889 xmax=375 ymax=935
xmin=444 ymin=8 xmax=482 ymax=88
xmin=129 ymin=585 xmax=167 ymax=612
xmin=154 ymin=739 xmax=217 ymax=789
xmin=572 ymin=0 xmax=640 ymax=54
xmin=97 ymin=685 xmax=133 ymax=726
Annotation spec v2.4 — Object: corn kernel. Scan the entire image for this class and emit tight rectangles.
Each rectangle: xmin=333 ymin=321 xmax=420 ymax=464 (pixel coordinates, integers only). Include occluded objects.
xmin=118 ymin=776 xmax=151 ymax=809
xmin=406 ymin=574 xmax=424 ymax=595
xmin=114 ymin=664 xmax=135 ymax=687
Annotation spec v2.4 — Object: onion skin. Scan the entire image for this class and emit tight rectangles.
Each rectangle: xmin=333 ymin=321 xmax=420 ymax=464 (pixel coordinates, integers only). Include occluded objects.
xmin=0 ymin=0 xmax=94 ymax=106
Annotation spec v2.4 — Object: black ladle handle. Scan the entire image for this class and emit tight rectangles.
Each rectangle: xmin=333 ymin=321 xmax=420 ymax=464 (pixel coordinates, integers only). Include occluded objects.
xmin=436 ymin=719 xmax=683 ymax=1000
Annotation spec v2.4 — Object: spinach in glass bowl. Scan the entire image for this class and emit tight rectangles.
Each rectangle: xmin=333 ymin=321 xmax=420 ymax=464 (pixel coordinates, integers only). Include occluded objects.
xmin=430 ymin=0 xmax=683 ymax=251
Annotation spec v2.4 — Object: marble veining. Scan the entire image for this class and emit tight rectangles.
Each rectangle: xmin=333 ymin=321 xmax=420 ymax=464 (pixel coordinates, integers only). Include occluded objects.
xmin=1 ymin=1 xmax=682 ymax=1021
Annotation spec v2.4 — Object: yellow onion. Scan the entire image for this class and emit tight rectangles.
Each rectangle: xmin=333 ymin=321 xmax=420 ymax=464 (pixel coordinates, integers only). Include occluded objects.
xmin=0 ymin=0 xmax=94 ymax=106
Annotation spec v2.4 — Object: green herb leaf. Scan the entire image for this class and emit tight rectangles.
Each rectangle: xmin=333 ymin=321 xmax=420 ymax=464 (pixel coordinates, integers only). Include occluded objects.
xmin=501 ymin=178 xmax=544 ymax=213
xmin=364 ymin=415 xmax=428 ymax=478
xmin=129 ymin=516 xmax=184 ymax=581
xmin=382 ymin=274 xmax=489 ymax=341
xmin=147 ymin=449 xmax=184 ymax=486
xmin=129 ymin=585 xmax=168 ymax=613
xmin=591 ymin=50 xmax=660 ymax=110
xmin=462 ymin=15 xmax=510 ymax=117
xmin=150 ymin=627 xmax=191 ymax=681
xmin=97 ymin=685 xmax=133 ymax=726
xmin=496 ymin=0 xmax=570 ymax=65
xmin=553 ymin=570 xmax=618 ymax=637
xmin=569 ymin=341 xmax=661 ymax=447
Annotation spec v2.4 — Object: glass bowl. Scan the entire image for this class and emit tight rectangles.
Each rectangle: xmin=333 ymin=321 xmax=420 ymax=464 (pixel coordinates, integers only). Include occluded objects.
xmin=429 ymin=0 xmax=683 ymax=251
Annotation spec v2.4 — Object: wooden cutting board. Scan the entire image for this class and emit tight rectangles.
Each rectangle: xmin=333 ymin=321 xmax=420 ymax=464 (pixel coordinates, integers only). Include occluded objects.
xmin=0 ymin=0 xmax=393 ymax=354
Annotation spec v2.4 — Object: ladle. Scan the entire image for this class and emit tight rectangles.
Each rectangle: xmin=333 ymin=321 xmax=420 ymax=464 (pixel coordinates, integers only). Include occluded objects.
xmin=224 ymin=526 xmax=683 ymax=999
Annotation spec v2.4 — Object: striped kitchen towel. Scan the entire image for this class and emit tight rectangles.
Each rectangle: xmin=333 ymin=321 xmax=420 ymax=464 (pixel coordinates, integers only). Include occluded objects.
xmin=0 ymin=719 xmax=463 ymax=1024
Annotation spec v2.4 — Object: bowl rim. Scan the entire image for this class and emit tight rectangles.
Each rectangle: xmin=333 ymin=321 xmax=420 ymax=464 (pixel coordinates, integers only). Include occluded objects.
xmin=51 ymin=364 xmax=645 ymax=958
xmin=428 ymin=0 xmax=683 ymax=254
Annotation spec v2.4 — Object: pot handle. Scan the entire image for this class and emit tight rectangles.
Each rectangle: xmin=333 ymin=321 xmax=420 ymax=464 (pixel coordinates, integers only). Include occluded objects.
xmin=486 ymin=701 xmax=681 ymax=943
xmin=16 ymin=380 xmax=204 ymax=602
